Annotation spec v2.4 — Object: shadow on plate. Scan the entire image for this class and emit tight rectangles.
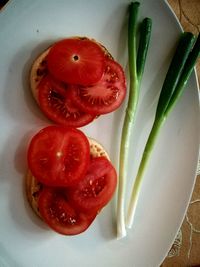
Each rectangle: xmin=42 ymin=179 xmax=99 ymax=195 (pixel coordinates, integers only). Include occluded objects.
xmin=0 ymin=243 xmax=21 ymax=267
xmin=2 ymin=128 xmax=50 ymax=236
xmin=97 ymin=200 xmax=117 ymax=240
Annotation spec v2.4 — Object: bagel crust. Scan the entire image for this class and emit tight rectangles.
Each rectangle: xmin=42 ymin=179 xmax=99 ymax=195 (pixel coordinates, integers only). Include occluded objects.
xmin=30 ymin=48 xmax=50 ymax=102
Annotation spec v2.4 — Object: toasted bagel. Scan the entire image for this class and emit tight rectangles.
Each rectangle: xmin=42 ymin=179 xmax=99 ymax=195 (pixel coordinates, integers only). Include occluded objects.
xmin=26 ymin=137 xmax=110 ymax=218
xmin=30 ymin=48 xmax=50 ymax=102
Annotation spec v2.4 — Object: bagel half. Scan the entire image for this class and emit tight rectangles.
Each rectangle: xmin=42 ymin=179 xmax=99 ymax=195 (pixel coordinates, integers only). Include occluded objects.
xmin=26 ymin=137 xmax=110 ymax=218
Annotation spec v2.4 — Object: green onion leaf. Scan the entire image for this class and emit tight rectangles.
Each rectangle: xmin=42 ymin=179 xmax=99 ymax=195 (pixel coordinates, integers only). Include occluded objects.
xmin=155 ymin=32 xmax=196 ymax=119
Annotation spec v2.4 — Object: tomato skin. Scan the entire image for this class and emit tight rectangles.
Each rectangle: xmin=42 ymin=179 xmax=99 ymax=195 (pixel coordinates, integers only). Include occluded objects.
xmin=27 ymin=126 xmax=90 ymax=187
xmin=38 ymin=75 xmax=96 ymax=127
xmin=68 ymin=157 xmax=117 ymax=213
xmin=47 ymin=38 xmax=105 ymax=86
xmin=38 ymin=187 xmax=97 ymax=235
xmin=69 ymin=59 xmax=126 ymax=115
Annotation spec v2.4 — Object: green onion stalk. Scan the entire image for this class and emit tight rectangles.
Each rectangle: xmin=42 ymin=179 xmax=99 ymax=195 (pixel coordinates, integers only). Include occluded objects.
xmin=117 ymin=1 xmax=152 ymax=238
xmin=126 ymin=32 xmax=200 ymax=229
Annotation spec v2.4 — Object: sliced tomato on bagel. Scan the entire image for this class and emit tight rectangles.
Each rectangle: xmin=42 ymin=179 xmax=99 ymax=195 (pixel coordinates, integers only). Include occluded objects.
xmin=47 ymin=38 xmax=105 ymax=86
xmin=69 ymin=59 xmax=126 ymax=115
xmin=68 ymin=157 xmax=117 ymax=213
xmin=27 ymin=126 xmax=90 ymax=187
xmin=37 ymin=75 xmax=96 ymax=127
xmin=38 ymin=187 xmax=96 ymax=235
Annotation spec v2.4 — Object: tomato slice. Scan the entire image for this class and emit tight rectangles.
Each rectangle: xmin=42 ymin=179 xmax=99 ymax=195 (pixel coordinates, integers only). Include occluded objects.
xmin=38 ymin=187 xmax=96 ymax=235
xmin=69 ymin=59 xmax=126 ymax=115
xmin=27 ymin=126 xmax=90 ymax=187
xmin=47 ymin=38 xmax=105 ymax=86
xmin=37 ymin=75 xmax=96 ymax=127
xmin=68 ymin=157 xmax=117 ymax=213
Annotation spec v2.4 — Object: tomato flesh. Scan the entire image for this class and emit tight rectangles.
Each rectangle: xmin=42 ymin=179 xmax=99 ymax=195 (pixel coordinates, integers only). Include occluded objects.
xmin=69 ymin=59 xmax=126 ymax=115
xmin=47 ymin=38 xmax=105 ymax=86
xmin=38 ymin=75 xmax=96 ymax=127
xmin=38 ymin=188 xmax=96 ymax=235
xmin=68 ymin=157 xmax=117 ymax=213
xmin=27 ymin=126 xmax=90 ymax=187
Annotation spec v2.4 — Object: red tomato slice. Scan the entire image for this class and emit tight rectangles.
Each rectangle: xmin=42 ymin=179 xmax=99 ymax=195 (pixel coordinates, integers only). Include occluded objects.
xmin=69 ymin=59 xmax=126 ymax=115
xmin=38 ymin=75 xmax=96 ymax=127
xmin=38 ymin=187 xmax=96 ymax=235
xmin=68 ymin=157 xmax=117 ymax=213
xmin=47 ymin=38 xmax=105 ymax=86
xmin=27 ymin=126 xmax=90 ymax=187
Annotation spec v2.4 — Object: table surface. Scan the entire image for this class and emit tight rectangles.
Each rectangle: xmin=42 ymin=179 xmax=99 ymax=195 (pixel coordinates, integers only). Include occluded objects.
xmin=0 ymin=1 xmax=200 ymax=266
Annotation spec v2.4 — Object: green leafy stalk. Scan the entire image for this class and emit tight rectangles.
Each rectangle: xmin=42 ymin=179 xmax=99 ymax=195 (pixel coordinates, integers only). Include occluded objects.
xmin=137 ymin=18 xmax=152 ymax=83
xmin=155 ymin=32 xmax=196 ymax=119
xmin=165 ymin=33 xmax=200 ymax=116
xmin=126 ymin=32 xmax=199 ymax=229
xmin=117 ymin=1 xmax=152 ymax=238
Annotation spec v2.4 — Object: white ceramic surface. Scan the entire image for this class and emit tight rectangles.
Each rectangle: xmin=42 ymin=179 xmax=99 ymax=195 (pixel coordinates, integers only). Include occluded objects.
xmin=0 ymin=0 xmax=199 ymax=266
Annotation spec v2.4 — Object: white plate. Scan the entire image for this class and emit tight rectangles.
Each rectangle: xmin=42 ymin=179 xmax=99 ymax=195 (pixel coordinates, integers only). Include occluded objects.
xmin=0 ymin=0 xmax=199 ymax=266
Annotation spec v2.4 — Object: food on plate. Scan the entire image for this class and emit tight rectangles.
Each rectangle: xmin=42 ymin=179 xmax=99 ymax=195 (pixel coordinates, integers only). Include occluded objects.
xmin=117 ymin=1 xmax=200 ymax=240
xmin=47 ymin=38 xmax=106 ymax=86
xmin=38 ymin=187 xmax=97 ymax=235
xmin=37 ymin=75 xmax=96 ymax=127
xmin=27 ymin=125 xmax=90 ymax=187
xmin=67 ymin=156 xmax=117 ymax=213
xmin=69 ymin=58 xmax=126 ymax=115
xmin=117 ymin=2 xmax=152 ymax=238
xmin=26 ymin=125 xmax=117 ymax=235
xmin=126 ymin=32 xmax=200 ymax=230
xmin=30 ymin=37 xmax=126 ymax=127
xmin=26 ymin=137 xmax=109 ymax=218
xmin=30 ymin=37 xmax=113 ymax=101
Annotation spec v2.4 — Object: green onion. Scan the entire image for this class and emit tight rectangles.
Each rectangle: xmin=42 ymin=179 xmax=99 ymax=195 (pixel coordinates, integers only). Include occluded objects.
xmin=117 ymin=1 xmax=152 ymax=238
xmin=126 ymin=32 xmax=199 ymax=229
